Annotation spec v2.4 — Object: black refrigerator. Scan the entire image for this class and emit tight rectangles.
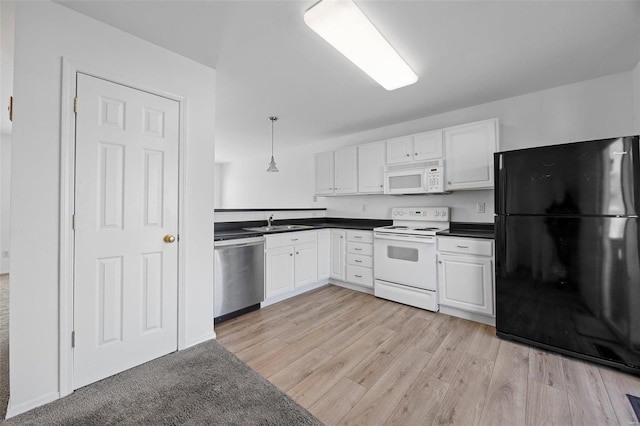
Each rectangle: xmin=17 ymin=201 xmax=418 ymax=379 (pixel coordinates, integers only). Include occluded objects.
xmin=495 ymin=135 xmax=640 ymax=374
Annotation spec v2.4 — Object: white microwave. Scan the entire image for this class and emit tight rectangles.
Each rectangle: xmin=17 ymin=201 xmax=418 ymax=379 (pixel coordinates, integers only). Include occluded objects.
xmin=384 ymin=160 xmax=446 ymax=195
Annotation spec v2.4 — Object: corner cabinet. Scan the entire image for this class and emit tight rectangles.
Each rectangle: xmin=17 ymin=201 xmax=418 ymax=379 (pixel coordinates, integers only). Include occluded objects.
xmin=329 ymin=229 xmax=346 ymax=281
xmin=437 ymin=237 xmax=495 ymax=322
xmin=314 ymin=151 xmax=335 ymax=195
xmin=444 ymin=118 xmax=498 ymax=190
xmin=358 ymin=141 xmax=386 ymax=194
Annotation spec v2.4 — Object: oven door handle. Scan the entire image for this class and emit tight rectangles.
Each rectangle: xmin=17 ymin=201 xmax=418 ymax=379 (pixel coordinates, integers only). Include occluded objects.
xmin=374 ymin=233 xmax=435 ymax=243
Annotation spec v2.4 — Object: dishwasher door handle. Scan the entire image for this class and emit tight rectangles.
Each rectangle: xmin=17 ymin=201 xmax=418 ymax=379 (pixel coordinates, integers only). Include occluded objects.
xmin=214 ymin=237 xmax=265 ymax=248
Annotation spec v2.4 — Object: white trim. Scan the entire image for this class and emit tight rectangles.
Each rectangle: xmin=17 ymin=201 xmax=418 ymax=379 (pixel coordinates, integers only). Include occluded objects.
xmin=58 ymin=58 xmax=188 ymax=396
xmin=5 ymin=391 xmax=60 ymax=419
xmin=185 ymin=331 xmax=216 ymax=348
xmin=329 ymin=279 xmax=374 ymax=295
xmin=261 ymin=280 xmax=330 ymax=308
xmin=439 ymin=305 xmax=496 ymax=326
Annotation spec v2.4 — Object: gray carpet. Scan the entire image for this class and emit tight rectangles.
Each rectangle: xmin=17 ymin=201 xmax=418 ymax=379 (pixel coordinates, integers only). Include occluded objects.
xmin=1 ymin=315 xmax=321 ymax=425
xmin=0 ymin=274 xmax=8 ymax=420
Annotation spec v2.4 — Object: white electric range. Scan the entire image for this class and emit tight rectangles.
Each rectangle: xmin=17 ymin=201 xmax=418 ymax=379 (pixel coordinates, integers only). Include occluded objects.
xmin=373 ymin=207 xmax=450 ymax=312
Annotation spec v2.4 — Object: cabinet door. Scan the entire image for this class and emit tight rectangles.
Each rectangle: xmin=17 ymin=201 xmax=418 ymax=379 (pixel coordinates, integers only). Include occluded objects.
xmin=386 ymin=136 xmax=413 ymax=164
xmin=315 ymin=151 xmax=334 ymax=195
xmin=358 ymin=141 xmax=386 ymax=193
xmin=265 ymin=246 xmax=295 ymax=299
xmin=294 ymin=242 xmax=318 ymax=288
xmin=444 ymin=119 xmax=498 ymax=190
xmin=334 ymin=147 xmax=358 ymax=194
xmin=438 ymin=254 xmax=493 ymax=316
xmin=330 ymin=230 xmax=346 ymax=281
xmin=317 ymin=230 xmax=331 ymax=280
xmin=413 ymin=130 xmax=443 ymax=161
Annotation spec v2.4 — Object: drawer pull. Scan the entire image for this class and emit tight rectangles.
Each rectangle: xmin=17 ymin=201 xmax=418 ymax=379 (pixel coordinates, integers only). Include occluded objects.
xmin=456 ymin=245 xmax=469 ymax=249
xmin=355 ymin=274 xmax=362 ymax=278
xmin=355 ymin=248 xmax=362 ymax=251
xmin=355 ymin=260 xmax=362 ymax=263
xmin=354 ymin=236 xmax=362 ymax=239
xmin=296 ymin=252 xmax=299 ymax=255
xmin=291 ymin=238 xmax=299 ymax=241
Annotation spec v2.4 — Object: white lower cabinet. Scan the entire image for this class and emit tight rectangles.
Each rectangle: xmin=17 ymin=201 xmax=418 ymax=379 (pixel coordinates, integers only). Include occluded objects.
xmin=437 ymin=237 xmax=495 ymax=318
xmin=265 ymin=246 xmax=295 ymax=299
xmin=345 ymin=230 xmax=374 ymax=288
xmin=265 ymin=231 xmax=318 ymax=300
xmin=330 ymin=230 xmax=346 ymax=280
xmin=317 ymin=229 xmax=331 ymax=280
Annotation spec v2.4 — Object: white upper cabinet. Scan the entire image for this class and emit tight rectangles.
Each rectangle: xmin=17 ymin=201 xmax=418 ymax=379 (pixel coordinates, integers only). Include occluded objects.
xmin=385 ymin=136 xmax=414 ymax=164
xmin=444 ymin=119 xmax=499 ymax=191
xmin=413 ymin=130 xmax=443 ymax=161
xmin=358 ymin=141 xmax=386 ymax=194
xmin=334 ymin=147 xmax=358 ymax=195
xmin=314 ymin=151 xmax=334 ymax=195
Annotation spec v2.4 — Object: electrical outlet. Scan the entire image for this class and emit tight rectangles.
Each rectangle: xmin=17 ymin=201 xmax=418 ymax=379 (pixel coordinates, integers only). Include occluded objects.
xmin=1 ymin=251 xmax=9 ymax=258
xmin=476 ymin=202 xmax=485 ymax=213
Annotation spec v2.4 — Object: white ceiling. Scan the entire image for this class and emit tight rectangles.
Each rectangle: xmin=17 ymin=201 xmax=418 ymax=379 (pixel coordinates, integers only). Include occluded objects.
xmin=56 ymin=0 xmax=640 ymax=163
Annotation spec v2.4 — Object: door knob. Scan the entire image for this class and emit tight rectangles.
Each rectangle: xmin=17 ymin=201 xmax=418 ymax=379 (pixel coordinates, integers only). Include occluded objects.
xmin=164 ymin=235 xmax=176 ymax=243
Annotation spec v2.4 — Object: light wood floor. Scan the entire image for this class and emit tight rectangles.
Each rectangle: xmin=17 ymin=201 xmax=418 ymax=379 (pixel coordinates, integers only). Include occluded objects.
xmin=216 ymin=284 xmax=640 ymax=426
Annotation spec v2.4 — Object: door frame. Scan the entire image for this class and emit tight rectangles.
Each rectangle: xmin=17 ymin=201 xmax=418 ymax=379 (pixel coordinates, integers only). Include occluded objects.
xmin=58 ymin=58 xmax=188 ymax=397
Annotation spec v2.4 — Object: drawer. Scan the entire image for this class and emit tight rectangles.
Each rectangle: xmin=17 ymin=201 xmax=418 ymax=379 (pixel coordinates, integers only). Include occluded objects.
xmin=437 ymin=236 xmax=493 ymax=256
xmin=266 ymin=230 xmax=317 ymax=249
xmin=346 ymin=253 xmax=373 ymax=268
xmin=346 ymin=265 xmax=373 ymax=287
xmin=346 ymin=241 xmax=373 ymax=256
xmin=346 ymin=230 xmax=373 ymax=244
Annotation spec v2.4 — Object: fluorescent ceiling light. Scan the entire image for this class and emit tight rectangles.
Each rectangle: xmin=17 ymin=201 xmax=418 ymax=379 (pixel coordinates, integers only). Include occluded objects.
xmin=304 ymin=0 xmax=418 ymax=91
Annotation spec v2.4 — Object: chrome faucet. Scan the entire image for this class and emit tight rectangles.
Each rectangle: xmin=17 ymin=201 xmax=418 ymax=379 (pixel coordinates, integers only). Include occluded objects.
xmin=267 ymin=214 xmax=274 ymax=227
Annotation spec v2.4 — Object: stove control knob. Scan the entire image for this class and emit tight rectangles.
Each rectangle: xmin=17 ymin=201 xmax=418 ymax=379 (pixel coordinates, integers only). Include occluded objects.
xmin=442 ymin=211 xmax=447 ymax=217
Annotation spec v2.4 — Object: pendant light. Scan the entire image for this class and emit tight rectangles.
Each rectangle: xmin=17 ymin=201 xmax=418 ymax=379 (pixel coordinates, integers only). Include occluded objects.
xmin=266 ymin=116 xmax=280 ymax=173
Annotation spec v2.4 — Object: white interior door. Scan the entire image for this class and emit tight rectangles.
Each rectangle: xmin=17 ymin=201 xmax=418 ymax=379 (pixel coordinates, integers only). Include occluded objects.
xmin=73 ymin=73 xmax=179 ymax=389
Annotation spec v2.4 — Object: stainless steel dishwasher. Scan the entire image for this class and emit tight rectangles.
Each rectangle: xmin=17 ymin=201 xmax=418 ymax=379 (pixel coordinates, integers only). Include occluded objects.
xmin=214 ymin=236 xmax=265 ymax=323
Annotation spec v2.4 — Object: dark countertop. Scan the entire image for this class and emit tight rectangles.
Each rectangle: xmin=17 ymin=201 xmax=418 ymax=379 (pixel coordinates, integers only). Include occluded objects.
xmin=437 ymin=222 xmax=495 ymax=239
xmin=214 ymin=218 xmax=392 ymax=241
xmin=215 ymin=208 xmax=327 ymax=212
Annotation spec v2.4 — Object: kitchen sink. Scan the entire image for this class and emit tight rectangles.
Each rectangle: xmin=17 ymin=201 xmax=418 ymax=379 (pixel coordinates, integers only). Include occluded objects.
xmin=243 ymin=224 xmax=314 ymax=233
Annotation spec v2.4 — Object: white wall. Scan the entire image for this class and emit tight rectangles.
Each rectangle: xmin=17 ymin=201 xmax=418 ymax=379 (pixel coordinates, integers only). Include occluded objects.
xmin=0 ymin=134 xmax=10 ymax=273
xmin=9 ymin=1 xmax=215 ymax=416
xmin=222 ymin=71 xmax=636 ymax=222
xmin=214 ymin=163 xmax=223 ymax=208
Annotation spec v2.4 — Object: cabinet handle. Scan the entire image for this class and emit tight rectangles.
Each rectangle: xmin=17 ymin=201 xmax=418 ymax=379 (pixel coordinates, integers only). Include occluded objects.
xmin=439 ymin=261 xmax=442 ymax=264
xmin=354 ymin=236 xmax=362 ymax=239
xmin=355 ymin=274 xmax=362 ymax=278
xmin=380 ymin=185 xmax=383 ymax=188
xmin=355 ymin=248 xmax=362 ymax=251
xmin=340 ymin=236 xmax=343 ymax=239
xmin=355 ymin=260 xmax=362 ymax=263
xmin=289 ymin=253 xmax=293 ymax=256
xmin=456 ymin=245 xmax=469 ymax=249
xmin=448 ymin=181 xmax=452 ymax=184
xmin=296 ymin=252 xmax=299 ymax=255
xmin=291 ymin=238 xmax=298 ymax=241
xmin=415 ymin=153 xmax=418 ymax=156
xmin=406 ymin=154 xmax=410 ymax=157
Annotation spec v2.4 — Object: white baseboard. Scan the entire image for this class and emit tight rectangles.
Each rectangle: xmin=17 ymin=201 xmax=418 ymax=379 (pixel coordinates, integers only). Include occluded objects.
xmin=183 ymin=331 xmax=216 ymax=349
xmin=329 ymin=279 xmax=374 ymax=295
xmin=261 ymin=279 xmax=330 ymax=308
xmin=439 ymin=305 xmax=496 ymax=326
xmin=5 ymin=391 xmax=60 ymax=419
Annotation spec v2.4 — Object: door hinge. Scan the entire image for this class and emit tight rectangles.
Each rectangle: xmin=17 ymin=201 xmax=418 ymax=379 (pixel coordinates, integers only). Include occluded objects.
xmin=73 ymin=97 xmax=78 ymax=114
xmin=71 ymin=331 xmax=75 ymax=348
xmin=72 ymin=214 xmax=76 ymax=230
xmin=8 ymin=96 xmax=13 ymax=121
